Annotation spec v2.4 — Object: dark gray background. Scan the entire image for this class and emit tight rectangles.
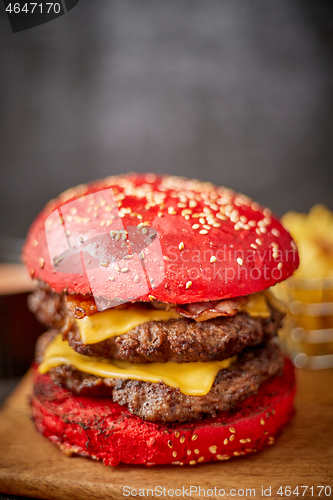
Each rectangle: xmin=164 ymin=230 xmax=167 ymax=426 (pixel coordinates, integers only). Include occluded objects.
xmin=0 ymin=0 xmax=332 ymax=260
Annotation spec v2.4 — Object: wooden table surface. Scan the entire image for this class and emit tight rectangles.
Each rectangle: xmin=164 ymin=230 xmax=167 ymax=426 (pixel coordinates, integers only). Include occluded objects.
xmin=0 ymin=368 xmax=332 ymax=500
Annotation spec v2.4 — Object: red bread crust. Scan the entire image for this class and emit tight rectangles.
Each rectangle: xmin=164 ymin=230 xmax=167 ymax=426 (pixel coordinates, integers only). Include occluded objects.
xmin=31 ymin=358 xmax=296 ymax=466
xmin=23 ymin=174 xmax=299 ymax=303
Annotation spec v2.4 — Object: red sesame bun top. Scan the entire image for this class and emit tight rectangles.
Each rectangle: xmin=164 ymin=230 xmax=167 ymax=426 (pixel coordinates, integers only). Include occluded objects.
xmin=22 ymin=173 xmax=298 ymax=304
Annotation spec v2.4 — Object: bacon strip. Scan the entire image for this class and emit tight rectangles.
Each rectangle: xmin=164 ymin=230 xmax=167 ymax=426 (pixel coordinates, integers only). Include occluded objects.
xmin=66 ymin=292 xmax=248 ymax=322
xmin=175 ymin=296 xmax=248 ymax=322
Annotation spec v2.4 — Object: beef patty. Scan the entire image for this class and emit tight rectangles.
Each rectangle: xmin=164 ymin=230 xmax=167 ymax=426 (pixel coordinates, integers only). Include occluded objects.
xmin=29 ymin=283 xmax=284 ymax=363
xmin=36 ymin=331 xmax=284 ymax=423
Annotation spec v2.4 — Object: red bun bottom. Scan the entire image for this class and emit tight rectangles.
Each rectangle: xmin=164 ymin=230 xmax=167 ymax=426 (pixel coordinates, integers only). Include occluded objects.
xmin=31 ymin=359 xmax=296 ymax=466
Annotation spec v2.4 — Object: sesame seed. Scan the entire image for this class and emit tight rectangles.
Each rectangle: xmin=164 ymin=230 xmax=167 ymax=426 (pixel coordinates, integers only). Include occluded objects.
xmin=142 ymin=228 xmax=148 ymax=235
xmin=115 ymin=234 xmax=120 ymax=241
xmin=234 ymin=451 xmax=241 ymax=456
xmin=157 ymin=212 xmax=164 ymax=217
xmin=209 ymin=446 xmax=217 ymax=454
xmin=199 ymin=217 xmax=205 ymax=224
xmin=271 ymin=228 xmax=280 ymax=237
xmin=198 ymin=457 xmax=205 ymax=463
xmin=192 ymin=224 xmax=200 ymax=230
xmin=172 ymin=451 xmax=177 ymax=458
xmin=186 ymin=281 xmax=192 ymax=289
xmin=179 ymin=242 xmax=184 ymax=250
xmin=236 ymin=257 xmax=243 ymax=266
xmin=168 ymin=440 xmax=173 ymax=449
xmin=180 ymin=436 xmax=185 ymax=444
xmin=210 ymin=256 xmax=216 ymax=263
xmin=108 ymin=277 xmax=115 ymax=282
xmin=110 ymin=231 xmax=115 ymax=238
xmin=216 ymin=213 xmax=227 ymax=220
xmin=223 ymin=438 xmax=228 ymax=445
xmin=185 ymin=215 xmax=190 ymax=220
xmin=32 ymin=240 xmax=38 ymax=247
xmin=139 ymin=252 xmax=144 ymax=259
xmin=229 ymin=427 xmax=236 ymax=433
xmin=150 ymin=233 xmax=157 ymax=239
xmin=255 ymin=238 xmax=262 ymax=246
xmin=189 ymin=460 xmax=196 ymax=465
xmin=175 ymin=431 xmax=180 ymax=438
xmin=199 ymin=230 xmax=208 ymax=235
xmin=39 ymin=257 xmax=44 ymax=269
xmin=149 ymin=295 xmax=156 ymax=301
xmin=239 ymin=439 xmax=247 ymax=444
xmin=124 ymin=255 xmax=133 ymax=260
xmin=101 ymin=261 xmax=109 ymax=267
xmin=230 ymin=435 xmax=235 ymax=441
xmin=121 ymin=268 xmax=129 ymax=273
xmin=217 ymin=455 xmax=230 ymax=461
xmin=187 ymin=450 xmax=191 ymax=456
xmin=260 ymin=419 xmax=265 ymax=426
xmin=189 ymin=200 xmax=197 ymax=208
xmin=191 ymin=434 xmax=198 ymax=441
xmin=114 ymin=266 xmax=120 ymax=272
xmin=134 ymin=275 xmax=140 ymax=282
xmin=278 ymin=262 xmax=283 ymax=270
xmin=194 ymin=449 xmax=199 ymax=455
xmin=203 ymin=224 xmax=211 ymax=230
xmin=213 ymin=223 xmax=221 ymax=227
xmin=250 ymin=243 xmax=257 ymax=249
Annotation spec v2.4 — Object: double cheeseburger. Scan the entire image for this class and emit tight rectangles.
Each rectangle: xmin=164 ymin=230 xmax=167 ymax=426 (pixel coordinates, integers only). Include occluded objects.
xmin=23 ymin=173 xmax=298 ymax=466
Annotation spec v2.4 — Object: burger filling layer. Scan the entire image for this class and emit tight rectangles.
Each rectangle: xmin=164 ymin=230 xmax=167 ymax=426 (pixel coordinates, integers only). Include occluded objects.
xmin=36 ymin=331 xmax=283 ymax=422
xmin=31 ymin=283 xmax=285 ymax=422
xmin=29 ymin=283 xmax=284 ymax=363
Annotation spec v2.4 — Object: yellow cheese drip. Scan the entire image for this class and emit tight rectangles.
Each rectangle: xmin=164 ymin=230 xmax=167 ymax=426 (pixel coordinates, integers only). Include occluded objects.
xmin=241 ymin=292 xmax=270 ymax=318
xmin=76 ymin=294 xmax=271 ymax=346
xmin=76 ymin=306 xmax=182 ymax=344
xmin=39 ymin=334 xmax=235 ymax=396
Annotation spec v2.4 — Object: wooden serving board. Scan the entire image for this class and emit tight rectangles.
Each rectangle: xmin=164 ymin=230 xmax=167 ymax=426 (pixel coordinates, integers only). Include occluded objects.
xmin=0 ymin=369 xmax=332 ymax=500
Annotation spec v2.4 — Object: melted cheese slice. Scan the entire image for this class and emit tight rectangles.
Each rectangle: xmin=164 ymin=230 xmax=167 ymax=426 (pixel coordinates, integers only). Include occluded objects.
xmin=76 ymin=306 xmax=182 ymax=344
xmin=39 ymin=334 xmax=235 ymax=396
xmin=76 ymin=294 xmax=272 ymax=345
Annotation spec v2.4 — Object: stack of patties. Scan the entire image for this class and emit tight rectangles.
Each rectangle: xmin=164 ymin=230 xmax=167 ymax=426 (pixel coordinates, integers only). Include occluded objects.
xmin=23 ymin=173 xmax=298 ymax=466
